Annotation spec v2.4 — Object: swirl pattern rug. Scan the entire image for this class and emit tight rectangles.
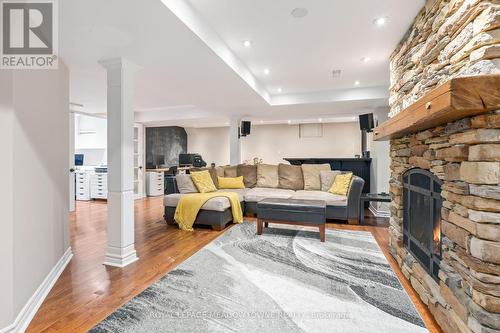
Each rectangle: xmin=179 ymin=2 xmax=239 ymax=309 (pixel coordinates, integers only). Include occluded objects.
xmin=90 ymin=222 xmax=428 ymax=333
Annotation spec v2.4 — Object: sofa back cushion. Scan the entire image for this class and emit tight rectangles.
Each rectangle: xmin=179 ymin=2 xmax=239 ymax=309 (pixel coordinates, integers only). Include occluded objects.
xmin=256 ymin=164 xmax=279 ymax=188
xmin=278 ymin=163 xmax=304 ymax=190
xmin=190 ymin=170 xmax=217 ymax=193
xmin=301 ymin=163 xmax=331 ymax=190
xmin=320 ymin=170 xmax=341 ymax=192
xmin=175 ymin=174 xmax=198 ymax=194
xmin=237 ymin=164 xmax=257 ymax=188
xmin=224 ymin=165 xmax=238 ymax=177
xmin=215 ymin=166 xmax=225 ymax=178
xmin=217 ymin=176 xmax=245 ymax=189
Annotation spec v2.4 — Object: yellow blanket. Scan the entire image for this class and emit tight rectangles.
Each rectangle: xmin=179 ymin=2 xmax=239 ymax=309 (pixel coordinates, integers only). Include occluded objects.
xmin=174 ymin=192 xmax=243 ymax=231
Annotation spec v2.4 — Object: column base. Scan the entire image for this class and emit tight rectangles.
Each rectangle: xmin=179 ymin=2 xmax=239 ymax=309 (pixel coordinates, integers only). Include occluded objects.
xmin=104 ymin=190 xmax=138 ymax=267
xmin=104 ymin=244 xmax=138 ymax=267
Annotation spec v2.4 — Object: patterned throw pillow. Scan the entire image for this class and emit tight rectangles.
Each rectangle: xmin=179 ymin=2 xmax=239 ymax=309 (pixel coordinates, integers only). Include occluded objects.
xmin=329 ymin=172 xmax=353 ymax=196
xmin=190 ymin=170 xmax=217 ymax=193
xmin=217 ymin=176 xmax=245 ymax=189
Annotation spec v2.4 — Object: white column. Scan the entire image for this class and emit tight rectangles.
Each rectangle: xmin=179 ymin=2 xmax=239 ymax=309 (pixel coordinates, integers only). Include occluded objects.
xmin=99 ymin=58 xmax=139 ymax=267
xmin=229 ymin=118 xmax=241 ymax=165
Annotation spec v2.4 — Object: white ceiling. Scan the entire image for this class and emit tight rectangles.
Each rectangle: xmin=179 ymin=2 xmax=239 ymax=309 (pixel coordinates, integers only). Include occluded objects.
xmin=186 ymin=0 xmax=422 ymax=94
xmin=62 ymin=0 xmax=423 ymax=127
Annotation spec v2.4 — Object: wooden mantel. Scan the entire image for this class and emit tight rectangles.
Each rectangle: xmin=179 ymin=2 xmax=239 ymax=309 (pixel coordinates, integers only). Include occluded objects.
xmin=373 ymin=75 xmax=500 ymax=141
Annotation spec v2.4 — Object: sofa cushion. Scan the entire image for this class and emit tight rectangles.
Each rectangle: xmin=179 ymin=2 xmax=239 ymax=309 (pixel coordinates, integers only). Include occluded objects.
xmin=224 ymin=165 xmax=238 ymax=177
xmin=164 ymin=193 xmax=231 ymax=212
xmin=256 ymin=164 xmax=279 ymax=188
xmin=278 ymin=163 xmax=304 ymax=190
xmin=244 ymin=187 xmax=295 ymax=202
xmin=292 ymin=190 xmax=347 ymax=206
xmin=175 ymin=174 xmax=198 ymax=194
xmin=215 ymin=166 xmax=225 ymax=177
xmin=217 ymin=188 xmax=248 ymax=201
xmin=301 ymin=164 xmax=331 ymax=190
xmin=237 ymin=164 xmax=257 ymax=188
xmin=320 ymin=170 xmax=341 ymax=192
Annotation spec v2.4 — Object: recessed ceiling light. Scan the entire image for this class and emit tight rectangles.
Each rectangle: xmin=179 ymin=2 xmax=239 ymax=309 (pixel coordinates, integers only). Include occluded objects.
xmin=354 ymin=80 xmax=361 ymax=86
xmin=287 ymin=120 xmax=292 ymax=124
xmin=263 ymin=68 xmax=270 ymax=75
xmin=277 ymin=87 xmax=282 ymax=93
xmin=291 ymin=8 xmax=308 ymax=18
xmin=243 ymin=40 xmax=252 ymax=48
xmin=318 ymin=118 xmax=323 ymax=123
xmin=373 ymin=17 xmax=388 ymax=27
xmin=260 ymin=120 xmax=264 ymax=124
xmin=360 ymin=57 xmax=371 ymax=63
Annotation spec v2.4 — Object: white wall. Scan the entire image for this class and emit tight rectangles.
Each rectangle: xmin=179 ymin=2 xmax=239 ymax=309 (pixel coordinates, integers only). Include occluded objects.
xmin=0 ymin=64 xmax=71 ymax=330
xmin=241 ymin=122 xmax=361 ymax=164
xmin=186 ymin=121 xmax=391 ymax=204
xmin=369 ymin=109 xmax=391 ymax=215
xmin=74 ymin=114 xmax=107 ymax=165
xmin=187 ymin=122 xmax=361 ymax=166
xmin=0 ymin=69 xmax=15 ymax=329
xmin=186 ymin=127 xmax=230 ymax=166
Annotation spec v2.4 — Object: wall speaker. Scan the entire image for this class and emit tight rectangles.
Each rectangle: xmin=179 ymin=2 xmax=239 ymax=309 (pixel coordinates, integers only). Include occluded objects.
xmin=240 ymin=121 xmax=251 ymax=136
xmin=359 ymin=113 xmax=374 ymax=132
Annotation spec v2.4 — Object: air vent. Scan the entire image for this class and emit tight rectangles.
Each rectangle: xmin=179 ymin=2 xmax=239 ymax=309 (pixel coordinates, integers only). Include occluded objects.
xmin=331 ymin=70 xmax=342 ymax=78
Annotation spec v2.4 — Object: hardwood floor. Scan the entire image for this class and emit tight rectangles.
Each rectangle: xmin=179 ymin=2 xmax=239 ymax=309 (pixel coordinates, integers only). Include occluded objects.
xmin=27 ymin=197 xmax=443 ymax=332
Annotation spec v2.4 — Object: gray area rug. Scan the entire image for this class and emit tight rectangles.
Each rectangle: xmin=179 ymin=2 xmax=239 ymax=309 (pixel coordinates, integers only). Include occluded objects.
xmin=90 ymin=222 xmax=428 ymax=333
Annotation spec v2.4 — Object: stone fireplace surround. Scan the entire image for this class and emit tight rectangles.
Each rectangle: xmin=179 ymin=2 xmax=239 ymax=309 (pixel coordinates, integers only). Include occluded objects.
xmin=389 ymin=114 xmax=500 ymax=333
xmin=386 ymin=1 xmax=500 ymax=332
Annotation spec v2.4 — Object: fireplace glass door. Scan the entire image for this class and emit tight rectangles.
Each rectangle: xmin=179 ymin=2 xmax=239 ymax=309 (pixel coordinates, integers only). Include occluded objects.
xmin=403 ymin=168 xmax=442 ymax=280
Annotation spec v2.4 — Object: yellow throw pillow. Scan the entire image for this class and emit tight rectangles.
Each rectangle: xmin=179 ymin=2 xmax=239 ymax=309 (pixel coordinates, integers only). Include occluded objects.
xmin=217 ymin=176 xmax=245 ymax=189
xmin=190 ymin=171 xmax=217 ymax=193
xmin=329 ymin=172 xmax=353 ymax=196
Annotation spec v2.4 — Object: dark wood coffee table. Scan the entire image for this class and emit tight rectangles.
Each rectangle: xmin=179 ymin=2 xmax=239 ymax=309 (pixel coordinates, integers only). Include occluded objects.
xmin=256 ymin=198 xmax=327 ymax=242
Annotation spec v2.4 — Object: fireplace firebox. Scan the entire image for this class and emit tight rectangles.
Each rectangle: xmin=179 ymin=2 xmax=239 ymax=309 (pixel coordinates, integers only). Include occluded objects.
xmin=402 ymin=168 xmax=442 ymax=281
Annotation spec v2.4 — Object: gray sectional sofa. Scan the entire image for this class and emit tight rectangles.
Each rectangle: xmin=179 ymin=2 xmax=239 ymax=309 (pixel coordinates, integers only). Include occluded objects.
xmin=163 ymin=163 xmax=365 ymax=231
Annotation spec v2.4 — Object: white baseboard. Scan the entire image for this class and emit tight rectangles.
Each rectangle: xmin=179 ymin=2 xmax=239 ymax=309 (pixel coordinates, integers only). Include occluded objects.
xmin=369 ymin=203 xmax=390 ymax=218
xmin=0 ymin=247 xmax=73 ymax=333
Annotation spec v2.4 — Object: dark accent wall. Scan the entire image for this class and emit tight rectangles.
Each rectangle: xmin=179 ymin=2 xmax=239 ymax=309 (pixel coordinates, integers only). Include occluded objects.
xmin=145 ymin=127 xmax=187 ymax=168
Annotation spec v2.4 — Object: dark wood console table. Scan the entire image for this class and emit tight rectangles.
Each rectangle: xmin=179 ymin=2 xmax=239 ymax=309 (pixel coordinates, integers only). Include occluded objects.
xmin=283 ymin=158 xmax=372 ymax=194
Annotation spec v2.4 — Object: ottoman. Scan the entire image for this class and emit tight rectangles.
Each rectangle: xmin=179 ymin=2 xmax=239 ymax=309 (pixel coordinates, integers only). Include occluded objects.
xmin=256 ymin=198 xmax=327 ymax=242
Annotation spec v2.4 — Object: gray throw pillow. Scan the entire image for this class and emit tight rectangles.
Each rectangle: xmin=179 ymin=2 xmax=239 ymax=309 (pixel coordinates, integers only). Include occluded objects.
xmin=320 ymin=170 xmax=341 ymax=192
xmin=301 ymin=164 xmax=331 ymax=190
xmin=176 ymin=174 xmax=198 ymax=194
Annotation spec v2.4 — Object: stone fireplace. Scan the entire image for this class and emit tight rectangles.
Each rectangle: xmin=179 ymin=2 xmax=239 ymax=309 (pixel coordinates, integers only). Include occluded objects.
xmin=382 ymin=1 xmax=500 ymax=333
